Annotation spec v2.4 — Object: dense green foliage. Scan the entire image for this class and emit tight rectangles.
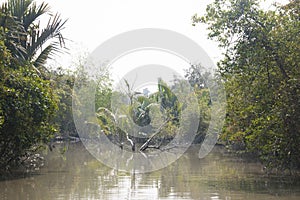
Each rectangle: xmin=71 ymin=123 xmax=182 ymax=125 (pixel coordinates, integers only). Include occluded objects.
xmin=0 ymin=0 xmax=66 ymax=171
xmin=3 ymin=0 xmax=299 ymax=176
xmin=193 ymin=0 xmax=300 ymax=171
xmin=183 ymin=65 xmax=211 ymax=142
xmin=96 ymin=79 xmax=183 ymax=151
xmin=0 ymin=34 xmax=58 ymax=170
xmin=50 ymin=68 xmax=76 ymax=137
xmin=95 ymin=72 xmax=212 ymax=151
xmin=130 ymin=95 xmax=153 ymax=127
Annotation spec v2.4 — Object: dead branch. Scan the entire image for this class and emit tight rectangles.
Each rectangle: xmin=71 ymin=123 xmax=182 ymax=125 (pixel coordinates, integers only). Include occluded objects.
xmin=139 ymin=118 xmax=171 ymax=152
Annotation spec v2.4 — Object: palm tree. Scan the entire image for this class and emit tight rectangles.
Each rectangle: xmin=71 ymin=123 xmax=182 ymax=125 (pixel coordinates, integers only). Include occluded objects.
xmin=0 ymin=0 xmax=67 ymax=72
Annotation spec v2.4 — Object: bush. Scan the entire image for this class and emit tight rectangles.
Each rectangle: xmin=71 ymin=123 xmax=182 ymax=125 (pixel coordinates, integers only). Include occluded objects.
xmin=0 ymin=64 xmax=58 ymax=170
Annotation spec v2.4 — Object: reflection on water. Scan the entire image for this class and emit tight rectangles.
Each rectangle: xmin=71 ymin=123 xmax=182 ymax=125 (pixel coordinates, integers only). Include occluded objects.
xmin=0 ymin=143 xmax=299 ymax=200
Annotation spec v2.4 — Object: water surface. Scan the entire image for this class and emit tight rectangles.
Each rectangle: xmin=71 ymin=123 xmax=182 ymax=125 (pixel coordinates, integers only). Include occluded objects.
xmin=0 ymin=143 xmax=299 ymax=200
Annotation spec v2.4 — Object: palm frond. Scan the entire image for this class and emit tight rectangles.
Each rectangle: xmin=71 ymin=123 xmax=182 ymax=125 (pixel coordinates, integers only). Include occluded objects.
xmin=6 ymin=39 xmax=26 ymax=60
xmin=27 ymin=13 xmax=67 ymax=59
xmin=1 ymin=0 xmax=67 ymax=71
xmin=23 ymin=1 xmax=50 ymax=31
xmin=33 ymin=44 xmax=57 ymax=69
xmin=7 ymin=0 xmax=32 ymax=21
xmin=0 ymin=2 xmax=27 ymax=60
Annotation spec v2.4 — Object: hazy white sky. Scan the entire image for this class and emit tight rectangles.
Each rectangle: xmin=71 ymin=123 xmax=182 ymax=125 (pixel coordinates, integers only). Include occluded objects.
xmin=1 ymin=0 xmax=289 ymax=85
xmin=31 ymin=0 xmax=286 ymax=64
xmin=33 ymin=0 xmax=221 ymax=69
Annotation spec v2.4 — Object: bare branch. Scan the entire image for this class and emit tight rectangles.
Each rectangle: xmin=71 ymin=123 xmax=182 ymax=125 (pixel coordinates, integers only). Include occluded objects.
xmin=139 ymin=118 xmax=173 ymax=152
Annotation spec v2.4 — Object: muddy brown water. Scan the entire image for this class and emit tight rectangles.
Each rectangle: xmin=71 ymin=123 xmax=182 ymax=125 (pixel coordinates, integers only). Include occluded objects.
xmin=0 ymin=143 xmax=299 ymax=200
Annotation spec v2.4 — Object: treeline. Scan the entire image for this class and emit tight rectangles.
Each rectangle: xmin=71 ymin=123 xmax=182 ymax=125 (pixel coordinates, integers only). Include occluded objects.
xmin=92 ymin=73 xmax=211 ymax=152
xmin=193 ymin=0 xmax=300 ymax=172
xmin=2 ymin=0 xmax=299 ymax=175
xmin=0 ymin=0 xmax=211 ymax=171
xmin=0 ymin=0 xmax=71 ymax=171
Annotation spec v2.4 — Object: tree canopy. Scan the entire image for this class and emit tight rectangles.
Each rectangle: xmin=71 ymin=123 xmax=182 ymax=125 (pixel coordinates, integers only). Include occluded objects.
xmin=0 ymin=0 xmax=66 ymax=72
xmin=0 ymin=0 xmax=66 ymax=171
xmin=193 ymin=0 xmax=300 ymax=171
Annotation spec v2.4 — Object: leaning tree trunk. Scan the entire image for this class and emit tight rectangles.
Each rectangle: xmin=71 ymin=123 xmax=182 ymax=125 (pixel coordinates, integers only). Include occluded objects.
xmin=139 ymin=118 xmax=171 ymax=152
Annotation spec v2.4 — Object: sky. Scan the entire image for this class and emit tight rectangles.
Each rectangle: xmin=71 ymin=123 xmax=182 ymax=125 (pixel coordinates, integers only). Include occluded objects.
xmin=33 ymin=0 xmax=225 ymax=89
xmin=34 ymin=0 xmax=221 ymax=69
xmin=1 ymin=0 xmax=289 ymax=89
xmin=44 ymin=0 xmax=218 ymax=54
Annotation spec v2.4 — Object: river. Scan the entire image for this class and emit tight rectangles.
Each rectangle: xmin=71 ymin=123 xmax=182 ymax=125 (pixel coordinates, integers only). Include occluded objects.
xmin=0 ymin=143 xmax=299 ymax=200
